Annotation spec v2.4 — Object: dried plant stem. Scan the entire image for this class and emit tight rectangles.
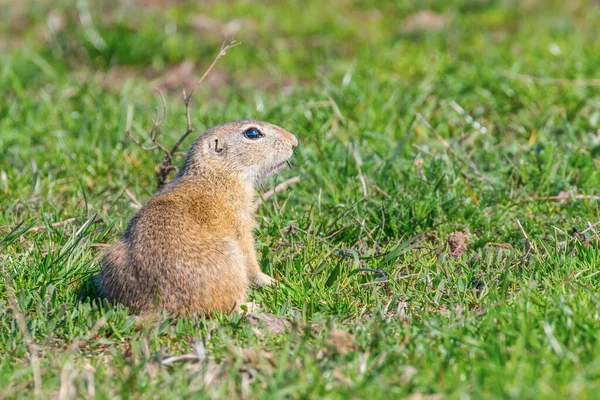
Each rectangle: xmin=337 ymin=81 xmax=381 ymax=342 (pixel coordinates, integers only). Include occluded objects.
xmin=3 ymin=269 xmax=42 ymax=397
xmin=258 ymin=176 xmax=300 ymax=204
xmin=126 ymin=39 xmax=241 ymax=190
xmin=499 ymin=70 xmax=600 ymax=87
xmin=516 ymin=219 xmax=535 ymax=254
xmin=0 ymin=217 xmax=77 ymax=232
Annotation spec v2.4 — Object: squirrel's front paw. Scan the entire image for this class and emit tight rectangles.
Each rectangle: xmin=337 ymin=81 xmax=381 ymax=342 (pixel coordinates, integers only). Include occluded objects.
xmin=255 ymin=272 xmax=275 ymax=286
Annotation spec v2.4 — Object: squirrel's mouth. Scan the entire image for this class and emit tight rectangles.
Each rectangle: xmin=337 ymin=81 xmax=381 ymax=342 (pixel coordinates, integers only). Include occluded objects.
xmin=264 ymin=161 xmax=288 ymax=178
xmin=273 ymin=161 xmax=287 ymax=171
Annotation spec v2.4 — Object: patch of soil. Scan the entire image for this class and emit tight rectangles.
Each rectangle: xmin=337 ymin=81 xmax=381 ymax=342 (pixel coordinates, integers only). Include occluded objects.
xmin=447 ymin=230 xmax=471 ymax=257
xmin=325 ymin=329 xmax=357 ymax=355
xmin=246 ymin=312 xmax=291 ymax=335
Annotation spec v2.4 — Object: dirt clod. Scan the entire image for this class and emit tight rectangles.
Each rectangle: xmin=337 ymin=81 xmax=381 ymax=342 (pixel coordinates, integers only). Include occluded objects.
xmin=246 ymin=313 xmax=290 ymax=335
xmin=448 ymin=231 xmax=470 ymax=257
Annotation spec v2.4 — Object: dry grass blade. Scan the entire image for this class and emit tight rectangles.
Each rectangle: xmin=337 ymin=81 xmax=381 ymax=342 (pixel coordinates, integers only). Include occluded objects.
xmin=417 ymin=113 xmax=451 ymax=149
xmin=351 ymin=147 xmax=368 ymax=197
xmin=258 ymin=176 xmax=300 ymax=204
xmin=580 ymin=220 xmax=600 ymax=235
xmin=124 ymin=187 xmax=142 ymax=208
xmin=3 ymin=269 xmax=42 ymax=397
xmin=448 ymin=101 xmax=488 ymax=134
xmin=525 ymin=192 xmax=600 ymax=202
xmin=351 ymin=216 xmax=380 ymax=251
xmin=516 ymin=219 xmax=535 ymax=254
xmin=161 ymin=354 xmax=202 ymax=365
xmin=368 ymin=178 xmax=391 ymax=198
xmin=499 ymin=70 xmax=600 ymax=87
xmin=0 ymin=217 xmax=78 ymax=232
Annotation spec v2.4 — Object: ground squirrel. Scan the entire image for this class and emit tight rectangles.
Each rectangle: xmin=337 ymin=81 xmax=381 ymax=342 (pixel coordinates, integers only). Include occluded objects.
xmin=99 ymin=119 xmax=298 ymax=315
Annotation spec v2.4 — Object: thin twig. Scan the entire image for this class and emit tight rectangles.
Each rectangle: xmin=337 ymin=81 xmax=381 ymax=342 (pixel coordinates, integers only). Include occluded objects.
xmin=148 ymin=89 xmax=170 ymax=156
xmin=580 ymin=220 xmax=600 ymax=236
xmin=284 ymin=223 xmax=336 ymax=248
xmin=360 ymin=279 xmax=390 ymax=286
xmin=170 ymin=39 xmax=241 ymax=156
xmin=579 ymin=221 xmax=600 ymax=244
xmin=368 ymin=179 xmax=391 ymax=199
xmin=193 ymin=39 xmax=241 ymax=96
xmin=125 ymin=131 xmax=158 ymax=151
xmin=3 ymin=269 xmax=42 ymax=397
xmin=171 ymin=88 xmax=195 ymax=156
xmin=127 ymin=89 xmax=169 ymax=155
xmin=258 ymin=176 xmax=300 ymax=203
xmin=516 ymin=219 xmax=535 ymax=254
xmin=321 ymin=225 xmax=350 ymax=241
xmin=125 ymin=39 xmax=240 ymax=191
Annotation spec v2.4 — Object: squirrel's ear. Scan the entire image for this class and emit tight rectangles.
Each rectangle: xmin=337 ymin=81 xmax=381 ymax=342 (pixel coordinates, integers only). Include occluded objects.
xmin=205 ymin=138 xmax=227 ymax=156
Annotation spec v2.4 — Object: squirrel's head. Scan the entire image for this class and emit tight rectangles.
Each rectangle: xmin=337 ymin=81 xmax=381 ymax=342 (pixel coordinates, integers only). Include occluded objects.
xmin=182 ymin=119 xmax=298 ymax=184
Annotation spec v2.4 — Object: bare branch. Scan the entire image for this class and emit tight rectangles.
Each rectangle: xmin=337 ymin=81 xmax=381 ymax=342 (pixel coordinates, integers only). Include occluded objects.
xmin=126 ymin=130 xmax=158 ymax=151
xmin=170 ymin=39 xmax=241 ymax=157
xmin=125 ymin=40 xmax=240 ymax=191
xmin=148 ymin=89 xmax=171 ymax=157
xmin=169 ymin=88 xmax=195 ymax=156
xmin=183 ymin=89 xmax=193 ymax=132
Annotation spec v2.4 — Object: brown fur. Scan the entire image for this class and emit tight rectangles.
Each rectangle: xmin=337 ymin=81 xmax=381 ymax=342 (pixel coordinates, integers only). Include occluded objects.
xmin=99 ymin=119 xmax=298 ymax=315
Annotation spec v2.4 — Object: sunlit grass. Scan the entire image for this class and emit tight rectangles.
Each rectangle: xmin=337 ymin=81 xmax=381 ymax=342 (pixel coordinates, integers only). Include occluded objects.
xmin=1 ymin=0 xmax=600 ymax=398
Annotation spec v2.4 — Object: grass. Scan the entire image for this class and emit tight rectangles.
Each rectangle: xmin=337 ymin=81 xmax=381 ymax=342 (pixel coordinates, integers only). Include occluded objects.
xmin=1 ymin=0 xmax=600 ymax=398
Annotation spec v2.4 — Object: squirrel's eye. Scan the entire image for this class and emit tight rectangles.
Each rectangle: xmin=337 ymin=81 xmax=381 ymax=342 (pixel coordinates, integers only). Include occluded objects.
xmin=243 ymin=128 xmax=263 ymax=140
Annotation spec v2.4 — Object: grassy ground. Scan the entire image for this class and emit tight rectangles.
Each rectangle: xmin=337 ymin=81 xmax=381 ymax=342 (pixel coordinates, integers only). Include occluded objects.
xmin=2 ymin=0 xmax=600 ymax=398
